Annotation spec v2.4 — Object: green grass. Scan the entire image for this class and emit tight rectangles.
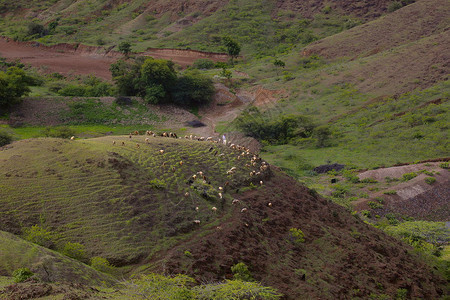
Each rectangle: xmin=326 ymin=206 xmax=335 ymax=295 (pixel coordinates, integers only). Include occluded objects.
xmin=0 ymin=230 xmax=116 ymax=286
xmin=0 ymin=0 xmax=363 ymax=57
xmin=0 ymin=136 xmax=267 ymax=267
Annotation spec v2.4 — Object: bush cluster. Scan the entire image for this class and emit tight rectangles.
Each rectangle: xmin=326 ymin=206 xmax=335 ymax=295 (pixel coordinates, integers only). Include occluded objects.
xmin=0 ymin=131 xmax=12 ymax=146
xmin=235 ymin=106 xmax=318 ymax=145
xmin=110 ymin=57 xmax=214 ymax=107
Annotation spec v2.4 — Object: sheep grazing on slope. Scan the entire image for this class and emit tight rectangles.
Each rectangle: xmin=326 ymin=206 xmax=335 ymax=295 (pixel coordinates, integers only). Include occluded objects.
xmin=179 ymin=161 xmax=183 ymax=166
xmin=211 ymin=207 xmax=217 ymax=212
xmin=146 ymin=130 xmax=153 ymax=135
xmin=218 ymin=192 xmax=223 ymax=199
xmin=184 ymin=192 xmax=189 ymax=197
xmin=112 ymin=141 xmax=116 ymax=145
xmin=70 ymin=136 xmax=75 ymax=140
xmin=145 ymin=138 xmax=150 ymax=144
xmin=159 ymin=149 xmax=165 ymax=154
xmin=195 ymin=206 xmax=199 ymax=211
xmin=232 ymin=199 xmax=240 ymax=205
xmin=192 ymin=174 xmax=197 ymax=180
xmin=218 ymin=186 xmax=223 ymax=191
xmin=121 ymin=142 xmax=125 ymax=146
xmin=268 ymin=202 xmax=272 ymax=207
xmin=241 ymin=208 xmax=248 ymax=213
xmin=136 ymin=144 xmax=140 ymax=149
xmin=194 ymin=220 xmax=201 ymax=224
xmin=260 ymin=180 xmax=263 ymax=186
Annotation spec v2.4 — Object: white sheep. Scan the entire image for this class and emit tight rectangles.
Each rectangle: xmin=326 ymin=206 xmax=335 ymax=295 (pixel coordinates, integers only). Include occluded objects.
xmin=145 ymin=138 xmax=150 ymax=144
xmin=241 ymin=208 xmax=247 ymax=213
xmin=260 ymin=180 xmax=263 ymax=186
xmin=112 ymin=141 xmax=116 ymax=145
xmin=194 ymin=220 xmax=201 ymax=224
xmin=70 ymin=136 xmax=75 ymax=140
xmin=232 ymin=199 xmax=240 ymax=205
xmin=218 ymin=192 xmax=223 ymax=199
xmin=218 ymin=187 xmax=223 ymax=191
xmin=195 ymin=206 xmax=199 ymax=211
xmin=159 ymin=149 xmax=165 ymax=154
xmin=179 ymin=161 xmax=183 ymax=166
xmin=268 ymin=202 xmax=272 ymax=207
xmin=184 ymin=192 xmax=189 ymax=197
xmin=212 ymin=207 xmax=217 ymax=212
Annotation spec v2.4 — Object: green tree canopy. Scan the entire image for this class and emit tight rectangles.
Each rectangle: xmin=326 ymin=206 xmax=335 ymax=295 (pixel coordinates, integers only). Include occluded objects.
xmin=0 ymin=67 xmax=31 ymax=113
xmin=223 ymin=36 xmax=241 ymax=60
xmin=118 ymin=41 xmax=132 ymax=56
xmin=111 ymin=57 xmax=214 ymax=106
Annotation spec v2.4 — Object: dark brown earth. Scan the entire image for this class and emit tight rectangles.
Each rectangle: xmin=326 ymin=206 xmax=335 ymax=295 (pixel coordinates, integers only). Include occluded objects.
xmin=147 ymin=170 xmax=446 ymax=299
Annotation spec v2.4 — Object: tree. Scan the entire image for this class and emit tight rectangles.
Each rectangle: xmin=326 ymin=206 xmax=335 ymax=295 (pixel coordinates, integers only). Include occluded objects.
xmin=140 ymin=58 xmax=177 ymax=104
xmin=0 ymin=67 xmax=31 ymax=113
xmin=273 ymin=59 xmax=285 ymax=75
xmin=222 ymin=36 xmax=241 ymax=63
xmin=118 ymin=41 xmax=132 ymax=57
xmin=171 ymin=70 xmax=215 ymax=106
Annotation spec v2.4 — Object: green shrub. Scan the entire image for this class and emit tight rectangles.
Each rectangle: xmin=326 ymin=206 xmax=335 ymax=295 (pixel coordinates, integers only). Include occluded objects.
xmin=385 ymin=176 xmax=400 ymax=182
xmin=368 ymin=201 xmax=383 ymax=209
xmin=12 ymin=268 xmax=34 ymax=283
xmin=361 ymin=210 xmax=371 ymax=218
xmin=395 ymin=288 xmax=408 ymax=300
xmin=439 ymin=162 xmax=449 ymax=169
xmin=383 ymin=190 xmax=397 ymax=195
xmin=149 ymin=179 xmax=166 ymax=189
xmin=90 ymin=256 xmax=114 ymax=273
xmin=401 ymin=172 xmax=417 ymax=181
xmin=46 ymin=127 xmax=75 ymax=139
xmin=388 ymin=1 xmax=403 ymax=12
xmin=172 ymin=70 xmax=215 ymax=107
xmin=0 ymin=130 xmax=12 ymax=146
xmin=128 ymin=273 xmax=195 ymax=299
xmin=331 ymin=184 xmax=349 ymax=198
xmin=235 ymin=106 xmax=315 ymax=144
xmin=231 ymin=262 xmax=254 ymax=282
xmin=62 ymin=242 xmax=86 ymax=261
xmin=424 ymin=177 xmax=436 ymax=185
xmin=289 ymin=228 xmax=306 ymax=244
xmin=193 ymin=59 xmax=215 ymax=69
xmin=193 ymin=280 xmax=283 ymax=299
xmin=360 ymin=178 xmax=378 ymax=183
xmin=23 ymin=225 xmax=55 ymax=248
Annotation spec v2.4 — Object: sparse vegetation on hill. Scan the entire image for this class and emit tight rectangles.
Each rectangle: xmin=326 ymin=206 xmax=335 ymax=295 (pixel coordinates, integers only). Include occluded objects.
xmin=0 ymin=0 xmax=448 ymax=298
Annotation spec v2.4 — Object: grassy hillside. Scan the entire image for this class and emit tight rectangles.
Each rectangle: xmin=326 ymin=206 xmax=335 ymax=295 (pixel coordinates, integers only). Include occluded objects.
xmin=0 ymin=136 xmax=265 ymax=266
xmin=0 ymin=0 xmax=394 ymax=55
xmin=0 ymin=136 xmax=447 ymax=299
xmin=0 ymin=230 xmax=116 ymax=287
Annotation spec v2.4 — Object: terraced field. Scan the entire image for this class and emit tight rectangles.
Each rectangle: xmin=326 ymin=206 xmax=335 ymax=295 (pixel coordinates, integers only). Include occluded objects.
xmin=0 ymin=136 xmax=267 ymax=265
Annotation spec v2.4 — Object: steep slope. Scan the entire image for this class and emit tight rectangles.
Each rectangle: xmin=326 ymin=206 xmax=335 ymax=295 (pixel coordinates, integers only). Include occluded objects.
xmin=0 ymin=137 xmax=446 ymax=299
xmin=0 ymin=0 xmax=395 ymax=54
xmin=304 ymin=0 xmax=449 ymax=59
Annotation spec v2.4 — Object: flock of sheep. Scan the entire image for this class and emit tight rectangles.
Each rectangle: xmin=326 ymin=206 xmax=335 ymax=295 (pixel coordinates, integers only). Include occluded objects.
xmin=72 ymin=130 xmax=271 ymax=228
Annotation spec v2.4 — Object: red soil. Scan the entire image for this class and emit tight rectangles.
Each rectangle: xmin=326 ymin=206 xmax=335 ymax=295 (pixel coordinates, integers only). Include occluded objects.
xmin=0 ymin=37 xmax=229 ymax=80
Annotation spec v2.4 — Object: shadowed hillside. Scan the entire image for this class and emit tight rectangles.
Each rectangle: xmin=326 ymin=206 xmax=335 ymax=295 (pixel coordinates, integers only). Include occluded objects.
xmin=0 ymin=136 xmax=446 ymax=299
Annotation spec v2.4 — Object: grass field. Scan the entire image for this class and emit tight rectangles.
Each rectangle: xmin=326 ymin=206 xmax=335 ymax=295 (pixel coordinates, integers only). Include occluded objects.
xmin=0 ymin=135 xmax=267 ymax=266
